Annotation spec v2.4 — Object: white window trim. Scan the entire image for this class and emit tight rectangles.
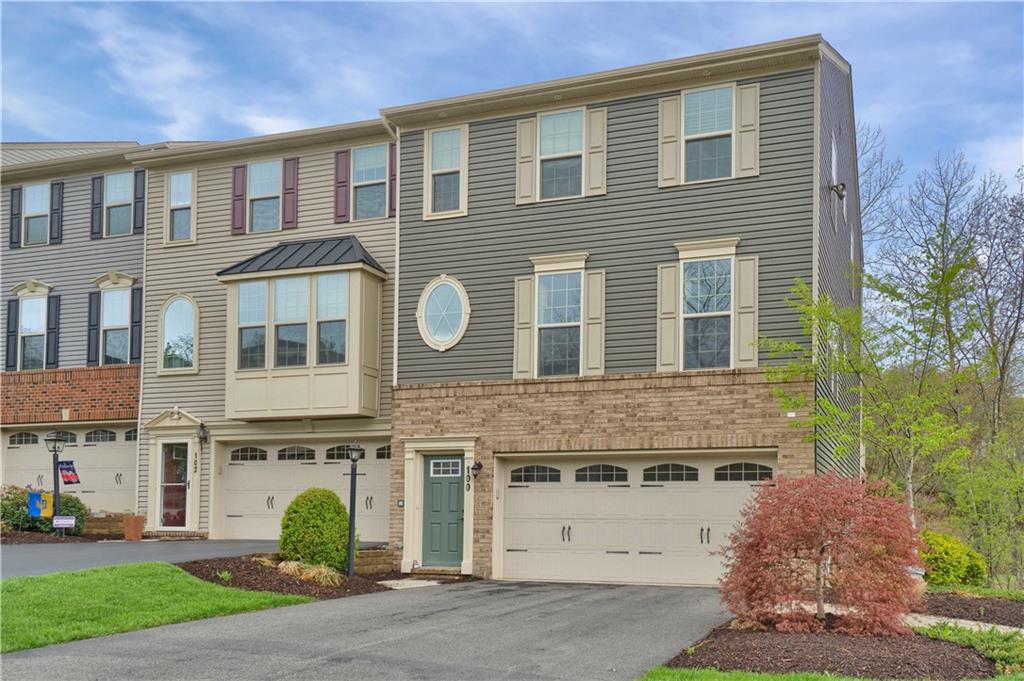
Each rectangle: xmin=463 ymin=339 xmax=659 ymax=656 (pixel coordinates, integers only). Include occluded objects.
xmin=430 ymin=458 xmax=462 ymax=477
xmin=154 ymin=439 xmax=196 ymax=532
xmin=314 ymin=272 xmax=349 ymax=367
xmin=535 ymin=107 xmax=587 ymax=202
xmin=17 ymin=295 xmax=47 ymax=371
xmin=100 ymin=287 xmax=132 ymax=366
xmin=164 ymin=169 xmax=197 ymax=246
xmin=416 ymin=274 xmax=471 ymax=352
xmin=157 ymin=293 xmax=199 ymax=375
xmin=534 ymin=267 xmax=585 ymax=379
xmin=350 ymin=142 xmax=389 ymax=223
xmin=236 ymin=280 xmax=269 ymax=371
xmin=423 ymin=124 xmax=469 ymax=220
xmin=104 ymin=170 xmax=135 ymax=238
xmin=676 ymin=237 xmax=738 ymax=371
xmin=21 ymin=181 xmax=51 ymax=248
xmin=247 ymin=158 xmax=283 ymax=233
xmin=680 ymin=82 xmax=738 ymax=186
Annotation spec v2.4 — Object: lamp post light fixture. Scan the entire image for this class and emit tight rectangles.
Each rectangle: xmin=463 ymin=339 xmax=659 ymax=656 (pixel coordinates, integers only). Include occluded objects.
xmin=44 ymin=430 xmax=67 ymax=535
xmin=345 ymin=443 xmax=365 ymax=577
xmin=470 ymin=461 xmax=483 ymax=479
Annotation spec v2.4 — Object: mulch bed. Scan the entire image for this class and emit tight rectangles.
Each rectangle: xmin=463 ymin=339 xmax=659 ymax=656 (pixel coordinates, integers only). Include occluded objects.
xmin=176 ymin=555 xmax=392 ymax=600
xmin=668 ymin=624 xmax=996 ymax=680
xmin=921 ymin=592 xmax=1024 ymax=628
xmin=1 ymin=530 xmax=99 ymax=544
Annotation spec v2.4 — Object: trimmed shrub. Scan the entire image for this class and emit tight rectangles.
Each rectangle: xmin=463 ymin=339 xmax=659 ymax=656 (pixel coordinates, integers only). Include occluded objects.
xmin=0 ymin=485 xmax=90 ymax=536
xmin=921 ymin=530 xmax=988 ymax=587
xmin=279 ymin=487 xmax=356 ymax=571
xmin=720 ymin=474 xmax=921 ymax=636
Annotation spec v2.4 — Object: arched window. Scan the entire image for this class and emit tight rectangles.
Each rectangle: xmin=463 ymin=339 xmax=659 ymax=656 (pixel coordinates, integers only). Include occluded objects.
xmin=230 ymin=447 xmax=267 ymax=462
xmin=575 ymin=464 xmax=627 ymax=483
xmin=124 ymin=429 xmax=137 ymax=442
xmin=643 ymin=463 xmax=698 ymax=482
xmin=8 ymin=432 xmax=38 ymax=446
xmin=511 ymin=465 xmax=561 ymax=483
xmin=417 ymin=275 xmax=471 ymax=351
xmin=51 ymin=430 xmax=77 ymax=445
xmin=85 ymin=429 xmax=116 ymax=444
xmin=714 ymin=462 xmax=773 ymax=482
xmin=161 ymin=296 xmax=197 ymax=371
xmin=277 ymin=446 xmax=314 ymax=461
xmin=376 ymin=445 xmax=391 ymax=460
xmin=326 ymin=445 xmax=365 ymax=460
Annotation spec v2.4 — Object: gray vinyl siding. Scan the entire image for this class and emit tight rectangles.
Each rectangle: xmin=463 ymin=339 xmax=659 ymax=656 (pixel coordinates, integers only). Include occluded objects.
xmin=814 ymin=55 xmax=862 ymax=477
xmin=398 ymin=68 xmax=815 ymax=383
xmin=136 ymin=141 xmax=395 ymax=527
xmin=1 ymin=170 xmax=144 ymax=370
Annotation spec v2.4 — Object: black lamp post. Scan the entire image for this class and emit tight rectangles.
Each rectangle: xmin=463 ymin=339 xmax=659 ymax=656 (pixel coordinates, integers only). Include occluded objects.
xmin=43 ymin=430 xmax=67 ymax=535
xmin=346 ymin=443 xmax=365 ymax=577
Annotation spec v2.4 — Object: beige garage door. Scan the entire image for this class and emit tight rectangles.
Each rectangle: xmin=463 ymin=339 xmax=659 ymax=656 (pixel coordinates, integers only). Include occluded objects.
xmin=223 ymin=442 xmax=391 ymax=542
xmin=1 ymin=427 xmax=137 ymax=515
xmin=501 ymin=454 xmax=774 ymax=586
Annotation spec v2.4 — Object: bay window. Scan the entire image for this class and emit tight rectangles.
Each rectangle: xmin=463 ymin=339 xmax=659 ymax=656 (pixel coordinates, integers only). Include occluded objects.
xmin=316 ymin=273 xmax=347 ymax=365
xmin=237 ymin=281 xmax=267 ymax=369
xmin=274 ymin=277 xmax=308 ymax=367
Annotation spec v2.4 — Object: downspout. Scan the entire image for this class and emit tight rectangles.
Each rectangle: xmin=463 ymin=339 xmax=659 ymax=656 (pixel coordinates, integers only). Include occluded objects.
xmin=380 ymin=114 xmax=401 ymax=393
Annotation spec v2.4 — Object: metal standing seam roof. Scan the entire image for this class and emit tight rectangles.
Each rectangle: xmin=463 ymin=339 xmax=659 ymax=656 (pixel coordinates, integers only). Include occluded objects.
xmin=216 ymin=236 xmax=386 ymax=277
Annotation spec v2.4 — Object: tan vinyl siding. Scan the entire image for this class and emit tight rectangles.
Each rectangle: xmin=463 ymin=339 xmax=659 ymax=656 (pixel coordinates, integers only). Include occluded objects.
xmin=814 ymin=55 xmax=862 ymax=477
xmin=1 ymin=172 xmax=144 ymax=369
xmin=137 ymin=139 xmax=395 ymax=526
xmin=397 ymin=68 xmax=816 ymax=383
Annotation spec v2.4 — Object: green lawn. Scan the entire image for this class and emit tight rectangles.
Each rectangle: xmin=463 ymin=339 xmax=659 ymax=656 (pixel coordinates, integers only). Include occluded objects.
xmin=927 ymin=583 xmax=1024 ymax=602
xmin=0 ymin=562 xmax=310 ymax=653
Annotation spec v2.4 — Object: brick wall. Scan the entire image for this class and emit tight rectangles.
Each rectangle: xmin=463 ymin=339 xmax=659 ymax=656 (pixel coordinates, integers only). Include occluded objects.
xmin=1 ymin=365 xmax=140 ymax=425
xmin=390 ymin=368 xmax=815 ymax=578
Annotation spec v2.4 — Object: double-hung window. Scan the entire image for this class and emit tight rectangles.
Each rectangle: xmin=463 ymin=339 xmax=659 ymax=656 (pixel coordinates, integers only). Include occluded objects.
xmin=426 ymin=127 xmax=466 ymax=216
xmin=352 ymin=144 xmax=387 ymax=220
xmin=105 ymin=171 xmax=134 ymax=236
xmin=18 ymin=297 xmax=46 ymax=370
xmin=538 ymin=110 xmax=584 ymax=199
xmin=101 ymin=289 xmax=131 ymax=365
xmin=22 ymin=183 xmax=50 ymax=246
xmin=682 ymin=86 xmax=734 ymax=182
xmin=681 ymin=258 xmax=732 ymax=369
xmin=316 ymin=273 xmax=347 ymax=365
xmin=168 ymin=171 xmax=194 ymax=242
xmin=237 ymin=281 xmax=267 ymax=369
xmin=274 ymin=277 xmax=308 ymax=367
xmin=537 ymin=270 xmax=582 ymax=376
xmin=249 ymin=160 xmax=281 ymax=232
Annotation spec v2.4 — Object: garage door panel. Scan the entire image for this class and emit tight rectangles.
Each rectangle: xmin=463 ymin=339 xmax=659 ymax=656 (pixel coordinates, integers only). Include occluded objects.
xmin=505 ymin=517 xmax=570 ymax=549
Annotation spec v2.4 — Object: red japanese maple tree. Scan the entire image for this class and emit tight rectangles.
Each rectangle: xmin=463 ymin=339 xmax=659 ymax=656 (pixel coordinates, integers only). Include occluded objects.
xmin=719 ymin=473 xmax=921 ymax=635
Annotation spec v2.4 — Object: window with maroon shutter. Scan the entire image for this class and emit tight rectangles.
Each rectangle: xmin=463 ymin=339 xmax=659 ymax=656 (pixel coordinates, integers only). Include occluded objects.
xmin=282 ymin=157 xmax=298 ymax=229
xmin=231 ymin=165 xmax=247 ymax=235
xmin=334 ymin=149 xmax=350 ymax=223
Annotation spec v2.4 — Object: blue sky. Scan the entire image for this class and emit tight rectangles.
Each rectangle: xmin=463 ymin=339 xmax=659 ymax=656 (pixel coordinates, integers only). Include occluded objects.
xmin=2 ymin=2 xmax=1022 ymax=181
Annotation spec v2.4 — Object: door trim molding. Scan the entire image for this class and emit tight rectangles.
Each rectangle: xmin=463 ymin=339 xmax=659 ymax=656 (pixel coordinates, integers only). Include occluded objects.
xmin=401 ymin=436 xmax=476 ymax=575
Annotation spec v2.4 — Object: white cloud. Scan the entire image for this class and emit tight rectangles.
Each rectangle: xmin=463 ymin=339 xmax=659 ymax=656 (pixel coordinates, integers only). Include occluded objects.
xmin=964 ymin=132 xmax=1024 ymax=183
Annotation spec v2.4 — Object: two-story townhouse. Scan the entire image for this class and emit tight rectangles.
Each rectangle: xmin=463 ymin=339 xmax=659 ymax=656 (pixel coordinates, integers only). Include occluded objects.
xmin=383 ymin=34 xmax=862 ymax=585
xmin=128 ymin=122 xmax=398 ymax=540
xmin=1 ymin=142 xmax=153 ymax=515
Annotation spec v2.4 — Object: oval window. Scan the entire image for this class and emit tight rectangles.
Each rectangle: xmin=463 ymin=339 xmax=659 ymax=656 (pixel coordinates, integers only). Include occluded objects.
xmin=417 ymin=275 xmax=470 ymax=351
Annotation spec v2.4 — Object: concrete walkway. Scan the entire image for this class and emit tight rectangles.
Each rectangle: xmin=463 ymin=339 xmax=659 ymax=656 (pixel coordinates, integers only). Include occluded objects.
xmin=2 ymin=580 xmax=728 ymax=680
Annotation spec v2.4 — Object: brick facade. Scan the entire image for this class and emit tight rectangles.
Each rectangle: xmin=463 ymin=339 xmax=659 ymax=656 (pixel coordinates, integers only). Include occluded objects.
xmin=1 ymin=365 xmax=139 ymax=425
xmin=390 ymin=368 xmax=815 ymax=578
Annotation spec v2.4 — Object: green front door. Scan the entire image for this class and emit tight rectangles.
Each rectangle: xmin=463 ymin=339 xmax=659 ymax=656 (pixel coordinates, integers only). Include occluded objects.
xmin=422 ymin=456 xmax=464 ymax=567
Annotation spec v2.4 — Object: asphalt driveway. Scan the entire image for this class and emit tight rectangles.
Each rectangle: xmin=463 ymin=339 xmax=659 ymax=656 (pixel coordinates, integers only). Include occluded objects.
xmin=1 ymin=580 xmax=728 ymax=681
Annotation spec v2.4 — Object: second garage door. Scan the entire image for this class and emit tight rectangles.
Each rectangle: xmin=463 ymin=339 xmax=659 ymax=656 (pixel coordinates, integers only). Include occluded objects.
xmin=501 ymin=454 xmax=773 ymax=586
xmin=223 ymin=442 xmax=391 ymax=542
